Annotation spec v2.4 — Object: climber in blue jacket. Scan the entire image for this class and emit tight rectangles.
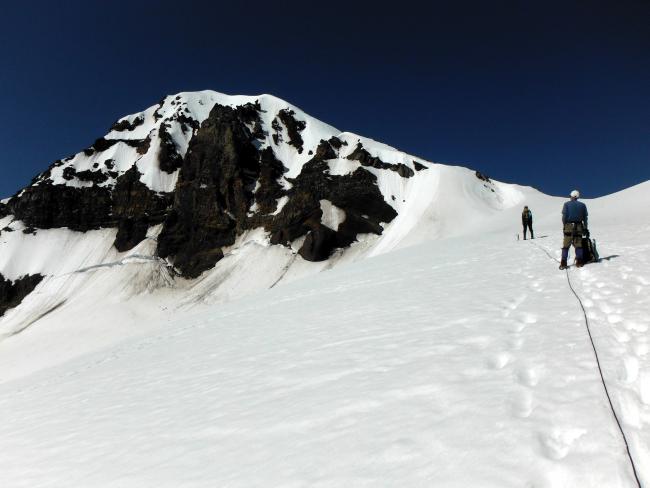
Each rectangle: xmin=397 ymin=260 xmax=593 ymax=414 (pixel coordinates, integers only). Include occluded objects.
xmin=559 ymin=190 xmax=588 ymax=269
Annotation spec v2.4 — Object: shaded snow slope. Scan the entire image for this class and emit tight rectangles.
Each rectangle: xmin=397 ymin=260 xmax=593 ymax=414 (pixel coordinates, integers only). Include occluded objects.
xmin=0 ymin=181 xmax=649 ymax=487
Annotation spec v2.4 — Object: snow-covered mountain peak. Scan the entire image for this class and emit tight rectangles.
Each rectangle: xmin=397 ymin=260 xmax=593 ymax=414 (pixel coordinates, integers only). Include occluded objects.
xmin=1 ymin=89 xmax=529 ymax=375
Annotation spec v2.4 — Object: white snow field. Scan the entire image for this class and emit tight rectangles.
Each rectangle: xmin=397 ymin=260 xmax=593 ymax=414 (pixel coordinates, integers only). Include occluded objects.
xmin=0 ymin=177 xmax=649 ymax=487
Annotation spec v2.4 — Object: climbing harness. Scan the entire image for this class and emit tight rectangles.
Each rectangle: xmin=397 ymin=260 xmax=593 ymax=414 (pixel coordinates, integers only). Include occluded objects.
xmin=530 ymin=241 xmax=642 ymax=488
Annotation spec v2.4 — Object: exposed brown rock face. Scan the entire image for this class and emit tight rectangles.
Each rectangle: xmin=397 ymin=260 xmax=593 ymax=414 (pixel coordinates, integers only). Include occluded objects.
xmin=4 ymin=182 xmax=113 ymax=232
xmin=3 ymin=166 xmax=170 ymax=251
xmin=112 ymin=167 xmax=173 ymax=252
xmin=313 ymin=139 xmax=337 ymax=160
xmin=252 ymin=147 xmax=287 ymax=215
xmin=157 ymin=123 xmax=184 ymax=174
xmin=75 ymin=170 xmax=110 ymax=184
xmin=346 ymin=142 xmax=415 ymax=178
xmin=266 ymin=140 xmax=397 ymax=261
xmin=328 ymin=136 xmax=346 ymax=150
xmin=0 ymin=273 xmax=44 ymax=317
xmin=110 ymin=115 xmax=145 ymax=132
xmin=83 ymin=136 xmax=151 ymax=157
xmin=153 ymin=103 xmax=400 ymax=275
xmin=173 ymin=113 xmax=200 ymax=133
xmin=277 ymin=109 xmax=306 ymax=153
xmin=157 ymin=103 xmax=263 ymax=278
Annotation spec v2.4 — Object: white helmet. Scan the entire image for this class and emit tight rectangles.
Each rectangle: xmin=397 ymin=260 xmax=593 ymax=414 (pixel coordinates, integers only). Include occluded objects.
xmin=570 ymin=190 xmax=580 ymax=198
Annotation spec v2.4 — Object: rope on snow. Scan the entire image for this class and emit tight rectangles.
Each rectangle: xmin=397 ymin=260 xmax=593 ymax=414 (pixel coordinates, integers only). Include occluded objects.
xmin=529 ymin=241 xmax=642 ymax=488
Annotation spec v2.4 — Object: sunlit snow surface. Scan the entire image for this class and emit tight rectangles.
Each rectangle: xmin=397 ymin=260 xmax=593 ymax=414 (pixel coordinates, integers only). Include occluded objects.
xmin=0 ymin=181 xmax=648 ymax=486
xmin=0 ymin=96 xmax=649 ymax=488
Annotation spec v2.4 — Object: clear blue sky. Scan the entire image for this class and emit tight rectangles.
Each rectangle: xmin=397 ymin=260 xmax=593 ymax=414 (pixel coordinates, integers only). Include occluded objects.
xmin=1 ymin=0 xmax=648 ymax=198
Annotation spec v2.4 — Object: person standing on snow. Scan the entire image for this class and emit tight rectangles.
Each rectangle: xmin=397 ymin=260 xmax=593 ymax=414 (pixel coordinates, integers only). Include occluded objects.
xmin=560 ymin=190 xmax=588 ymax=269
xmin=522 ymin=206 xmax=534 ymax=239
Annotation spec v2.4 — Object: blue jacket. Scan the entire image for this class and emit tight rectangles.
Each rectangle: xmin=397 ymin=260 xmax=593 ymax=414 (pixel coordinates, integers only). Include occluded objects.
xmin=562 ymin=200 xmax=588 ymax=226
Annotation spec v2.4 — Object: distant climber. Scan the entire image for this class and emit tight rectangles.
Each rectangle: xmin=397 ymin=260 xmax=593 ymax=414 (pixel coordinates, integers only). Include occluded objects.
xmin=559 ymin=190 xmax=588 ymax=269
xmin=521 ymin=206 xmax=534 ymax=239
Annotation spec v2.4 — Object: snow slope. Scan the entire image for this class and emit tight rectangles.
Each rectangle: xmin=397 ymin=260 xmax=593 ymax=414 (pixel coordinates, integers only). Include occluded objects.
xmin=0 ymin=181 xmax=649 ymax=487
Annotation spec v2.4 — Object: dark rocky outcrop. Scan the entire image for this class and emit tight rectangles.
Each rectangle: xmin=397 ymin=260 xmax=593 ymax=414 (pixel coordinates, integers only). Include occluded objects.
xmin=153 ymin=101 xmax=391 ymax=274
xmin=299 ymin=224 xmax=338 ymax=261
xmin=157 ymin=103 xmax=263 ymax=278
xmin=230 ymin=100 xmax=264 ymax=139
xmin=0 ymin=273 xmax=44 ymax=317
xmin=328 ymin=136 xmax=347 ymax=150
xmin=266 ymin=155 xmax=398 ymax=261
xmin=251 ymin=147 xmax=287 ymax=215
xmin=157 ymin=123 xmax=184 ymax=174
xmin=313 ymin=139 xmax=337 ymax=160
xmin=152 ymin=97 xmax=166 ymax=121
xmin=173 ymin=113 xmax=200 ymax=134
xmin=112 ymin=167 xmax=173 ymax=252
xmin=475 ymin=171 xmax=490 ymax=182
xmin=346 ymin=142 xmax=414 ymax=178
xmin=134 ymin=136 xmax=151 ymax=155
xmin=110 ymin=115 xmax=145 ymax=132
xmin=92 ymin=137 xmax=119 ymax=152
xmin=277 ymin=109 xmax=306 ymax=153
xmin=83 ymin=136 xmax=151 ymax=157
xmin=76 ymin=170 xmax=109 ymax=184
xmin=414 ymin=161 xmax=427 ymax=171
xmin=4 ymin=182 xmax=113 ymax=232
xmin=154 ymin=102 xmax=401 ymax=269
xmin=3 ymin=167 xmax=170 ymax=244
xmin=271 ymin=117 xmax=283 ymax=145
xmin=62 ymin=167 xmax=77 ymax=180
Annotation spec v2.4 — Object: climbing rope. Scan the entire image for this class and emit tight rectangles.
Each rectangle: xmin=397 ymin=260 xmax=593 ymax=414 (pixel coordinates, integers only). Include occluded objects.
xmin=529 ymin=241 xmax=642 ymax=488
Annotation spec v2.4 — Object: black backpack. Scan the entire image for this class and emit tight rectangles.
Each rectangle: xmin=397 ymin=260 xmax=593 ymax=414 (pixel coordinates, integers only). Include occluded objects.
xmin=581 ymin=234 xmax=599 ymax=263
